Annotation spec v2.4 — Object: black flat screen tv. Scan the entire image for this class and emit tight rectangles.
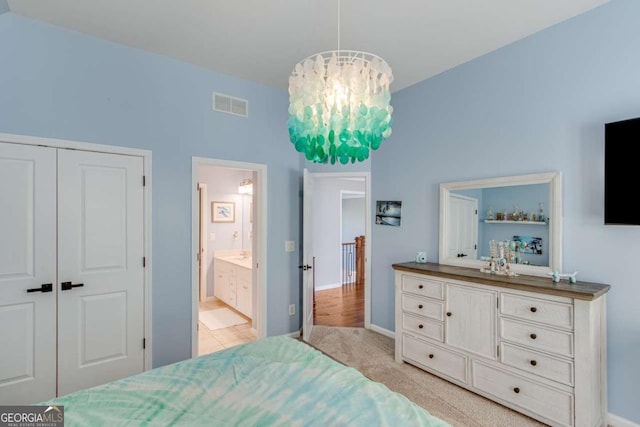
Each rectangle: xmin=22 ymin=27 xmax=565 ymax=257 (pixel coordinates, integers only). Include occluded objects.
xmin=604 ymin=117 xmax=640 ymax=225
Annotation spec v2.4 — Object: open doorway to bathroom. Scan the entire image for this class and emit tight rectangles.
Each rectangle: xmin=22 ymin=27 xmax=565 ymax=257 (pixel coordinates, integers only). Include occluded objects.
xmin=192 ymin=158 xmax=267 ymax=358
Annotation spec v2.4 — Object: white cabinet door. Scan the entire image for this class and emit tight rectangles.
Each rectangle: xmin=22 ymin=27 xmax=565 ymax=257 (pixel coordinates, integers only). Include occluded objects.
xmin=445 ymin=284 xmax=497 ymax=359
xmin=213 ymin=260 xmax=228 ymax=303
xmin=57 ymin=150 xmax=144 ymax=397
xmin=236 ymin=267 xmax=252 ymax=318
xmin=0 ymin=143 xmax=57 ymax=404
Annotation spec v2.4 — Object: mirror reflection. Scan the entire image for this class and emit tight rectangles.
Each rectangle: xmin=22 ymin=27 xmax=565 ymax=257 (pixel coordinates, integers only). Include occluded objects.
xmin=439 ymin=172 xmax=562 ymax=277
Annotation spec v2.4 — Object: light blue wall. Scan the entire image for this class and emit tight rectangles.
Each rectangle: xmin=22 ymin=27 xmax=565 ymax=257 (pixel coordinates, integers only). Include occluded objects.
xmin=371 ymin=0 xmax=640 ymax=421
xmin=0 ymin=1 xmax=9 ymax=15
xmin=0 ymin=13 xmax=301 ymax=368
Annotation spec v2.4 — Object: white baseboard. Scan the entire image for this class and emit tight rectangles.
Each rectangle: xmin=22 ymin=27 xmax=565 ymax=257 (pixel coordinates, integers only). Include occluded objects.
xmin=609 ymin=413 xmax=640 ymax=427
xmin=285 ymin=330 xmax=300 ymax=338
xmin=369 ymin=324 xmax=395 ymax=339
xmin=315 ymin=282 xmax=342 ymax=291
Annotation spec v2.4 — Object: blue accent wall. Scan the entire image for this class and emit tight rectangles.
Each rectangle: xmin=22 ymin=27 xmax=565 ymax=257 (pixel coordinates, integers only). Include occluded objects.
xmin=372 ymin=0 xmax=640 ymax=421
xmin=0 ymin=1 xmax=9 ymax=15
xmin=0 ymin=13 xmax=301 ymax=368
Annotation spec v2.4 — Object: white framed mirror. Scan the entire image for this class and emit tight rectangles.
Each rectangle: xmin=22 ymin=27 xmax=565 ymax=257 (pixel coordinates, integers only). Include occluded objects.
xmin=439 ymin=172 xmax=562 ymax=277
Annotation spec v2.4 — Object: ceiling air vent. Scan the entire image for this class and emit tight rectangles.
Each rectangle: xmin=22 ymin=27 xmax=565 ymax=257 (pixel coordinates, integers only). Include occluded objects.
xmin=213 ymin=92 xmax=248 ymax=117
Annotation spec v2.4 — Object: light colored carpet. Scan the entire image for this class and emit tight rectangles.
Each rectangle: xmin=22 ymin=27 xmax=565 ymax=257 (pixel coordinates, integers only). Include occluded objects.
xmin=199 ymin=308 xmax=247 ymax=331
xmin=307 ymin=325 xmax=547 ymax=427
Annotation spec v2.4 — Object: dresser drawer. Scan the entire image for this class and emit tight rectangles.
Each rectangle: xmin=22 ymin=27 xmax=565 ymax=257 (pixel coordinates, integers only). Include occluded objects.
xmin=500 ymin=342 xmax=574 ymax=386
xmin=501 ymin=293 xmax=573 ymax=330
xmin=402 ymin=314 xmax=443 ymax=342
xmin=472 ymin=361 xmax=573 ymax=427
xmin=401 ymin=274 xmax=444 ymax=300
xmin=403 ymin=335 xmax=467 ymax=383
xmin=401 ymin=294 xmax=444 ymax=321
xmin=501 ymin=318 xmax=573 ymax=358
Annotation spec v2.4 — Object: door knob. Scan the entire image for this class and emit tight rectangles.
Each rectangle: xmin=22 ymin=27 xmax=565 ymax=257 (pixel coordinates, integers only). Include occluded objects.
xmin=298 ymin=265 xmax=312 ymax=271
xmin=61 ymin=281 xmax=84 ymax=291
xmin=27 ymin=283 xmax=53 ymax=293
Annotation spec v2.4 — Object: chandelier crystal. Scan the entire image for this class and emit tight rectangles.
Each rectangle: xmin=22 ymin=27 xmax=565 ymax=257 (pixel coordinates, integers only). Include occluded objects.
xmin=287 ymin=50 xmax=393 ymax=164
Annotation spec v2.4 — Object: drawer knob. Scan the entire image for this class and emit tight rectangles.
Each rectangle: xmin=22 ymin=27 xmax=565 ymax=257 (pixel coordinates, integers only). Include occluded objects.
xmin=418 ymin=304 xmax=424 ymax=309
xmin=513 ymin=387 xmax=520 ymax=394
xmin=530 ymin=360 xmax=537 ymax=366
xmin=418 ymin=284 xmax=424 ymax=289
xmin=446 ymin=312 xmax=452 ymax=317
xmin=428 ymin=354 xmax=434 ymax=359
xmin=530 ymin=333 xmax=537 ymax=340
xmin=418 ymin=324 xmax=424 ymax=329
xmin=530 ymin=307 xmax=537 ymax=313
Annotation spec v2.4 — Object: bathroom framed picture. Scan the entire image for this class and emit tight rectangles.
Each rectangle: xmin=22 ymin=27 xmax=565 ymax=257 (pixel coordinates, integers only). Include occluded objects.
xmin=212 ymin=201 xmax=235 ymax=223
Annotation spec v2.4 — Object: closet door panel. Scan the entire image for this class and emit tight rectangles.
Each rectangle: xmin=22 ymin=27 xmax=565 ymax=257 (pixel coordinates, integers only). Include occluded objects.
xmin=0 ymin=142 xmax=56 ymax=404
xmin=57 ymin=149 xmax=144 ymax=397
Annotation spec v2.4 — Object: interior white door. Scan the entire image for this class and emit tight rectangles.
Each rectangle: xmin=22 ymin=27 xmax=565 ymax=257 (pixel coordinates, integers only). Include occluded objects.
xmin=56 ymin=149 xmax=145 ymax=397
xmin=301 ymin=168 xmax=314 ymax=341
xmin=0 ymin=142 xmax=57 ymax=404
xmin=448 ymin=194 xmax=478 ymax=260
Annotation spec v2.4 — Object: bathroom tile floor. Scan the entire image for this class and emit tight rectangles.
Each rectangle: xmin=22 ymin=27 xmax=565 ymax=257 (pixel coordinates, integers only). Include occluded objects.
xmin=198 ymin=299 xmax=257 ymax=356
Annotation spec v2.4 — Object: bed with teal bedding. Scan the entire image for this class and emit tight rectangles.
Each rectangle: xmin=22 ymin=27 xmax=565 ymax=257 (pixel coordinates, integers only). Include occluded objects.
xmin=42 ymin=336 xmax=450 ymax=426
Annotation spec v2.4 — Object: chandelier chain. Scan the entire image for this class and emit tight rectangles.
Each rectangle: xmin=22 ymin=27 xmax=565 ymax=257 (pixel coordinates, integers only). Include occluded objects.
xmin=337 ymin=0 xmax=341 ymax=51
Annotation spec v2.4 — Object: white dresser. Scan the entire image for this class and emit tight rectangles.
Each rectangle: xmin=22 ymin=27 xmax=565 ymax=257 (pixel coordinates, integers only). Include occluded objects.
xmin=394 ymin=262 xmax=610 ymax=427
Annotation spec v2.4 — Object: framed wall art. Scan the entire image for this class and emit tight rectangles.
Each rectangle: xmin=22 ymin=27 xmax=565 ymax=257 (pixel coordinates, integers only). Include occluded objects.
xmin=376 ymin=200 xmax=402 ymax=227
xmin=212 ymin=201 xmax=235 ymax=223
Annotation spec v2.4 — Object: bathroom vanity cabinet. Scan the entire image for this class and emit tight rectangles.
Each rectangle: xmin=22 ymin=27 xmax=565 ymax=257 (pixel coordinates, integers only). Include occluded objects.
xmin=213 ymin=256 xmax=252 ymax=319
xmin=393 ymin=262 xmax=610 ymax=427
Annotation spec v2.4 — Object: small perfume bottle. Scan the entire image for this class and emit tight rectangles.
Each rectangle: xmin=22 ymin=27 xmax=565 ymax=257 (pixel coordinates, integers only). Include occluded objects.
xmin=538 ymin=202 xmax=545 ymax=222
xmin=487 ymin=205 xmax=494 ymax=220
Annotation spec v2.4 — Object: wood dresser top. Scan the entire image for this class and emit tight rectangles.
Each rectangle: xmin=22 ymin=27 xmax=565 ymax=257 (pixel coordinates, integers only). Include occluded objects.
xmin=392 ymin=262 xmax=610 ymax=301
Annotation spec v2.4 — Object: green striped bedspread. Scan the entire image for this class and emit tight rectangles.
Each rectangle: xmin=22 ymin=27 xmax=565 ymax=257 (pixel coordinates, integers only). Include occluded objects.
xmin=43 ymin=336 xmax=450 ymax=426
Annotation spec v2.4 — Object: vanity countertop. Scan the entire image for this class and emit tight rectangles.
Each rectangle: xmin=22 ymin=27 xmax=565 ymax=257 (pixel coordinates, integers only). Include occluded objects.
xmin=392 ymin=262 xmax=610 ymax=301
xmin=215 ymin=254 xmax=252 ymax=269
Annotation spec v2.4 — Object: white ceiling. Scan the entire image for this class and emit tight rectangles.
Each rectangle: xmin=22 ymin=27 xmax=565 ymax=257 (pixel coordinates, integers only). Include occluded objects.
xmin=7 ymin=0 xmax=609 ymax=93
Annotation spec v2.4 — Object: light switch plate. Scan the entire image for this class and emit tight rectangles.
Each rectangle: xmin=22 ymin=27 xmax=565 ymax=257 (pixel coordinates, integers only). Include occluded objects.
xmin=285 ymin=241 xmax=295 ymax=252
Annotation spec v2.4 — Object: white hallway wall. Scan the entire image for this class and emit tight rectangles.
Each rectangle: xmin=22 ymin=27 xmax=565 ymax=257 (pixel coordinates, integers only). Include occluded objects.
xmin=312 ymin=177 xmax=365 ymax=289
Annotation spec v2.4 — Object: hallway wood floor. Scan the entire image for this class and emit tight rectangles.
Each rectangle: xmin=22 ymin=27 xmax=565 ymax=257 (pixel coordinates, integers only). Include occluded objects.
xmin=313 ymin=283 xmax=364 ymax=327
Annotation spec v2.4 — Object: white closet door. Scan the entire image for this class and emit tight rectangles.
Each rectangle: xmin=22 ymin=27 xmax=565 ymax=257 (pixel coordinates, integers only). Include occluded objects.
xmin=57 ymin=149 xmax=144 ymax=397
xmin=0 ymin=142 xmax=57 ymax=404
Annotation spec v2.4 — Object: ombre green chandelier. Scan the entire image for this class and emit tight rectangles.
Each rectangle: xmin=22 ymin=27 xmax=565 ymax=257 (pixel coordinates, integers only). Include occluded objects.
xmin=287 ymin=51 xmax=393 ymax=164
xmin=287 ymin=0 xmax=393 ymax=164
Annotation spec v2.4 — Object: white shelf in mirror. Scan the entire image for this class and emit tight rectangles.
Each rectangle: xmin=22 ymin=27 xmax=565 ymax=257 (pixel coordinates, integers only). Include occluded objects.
xmin=483 ymin=220 xmax=547 ymax=225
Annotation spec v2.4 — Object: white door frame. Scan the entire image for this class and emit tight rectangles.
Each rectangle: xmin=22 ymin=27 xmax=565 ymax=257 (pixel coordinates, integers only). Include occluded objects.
xmin=339 ymin=190 xmax=366 ymax=285
xmin=308 ymin=172 xmax=372 ymax=329
xmin=0 ymin=132 xmax=153 ymax=370
xmin=191 ymin=157 xmax=267 ymax=357
xmin=197 ymin=183 xmax=208 ymax=301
